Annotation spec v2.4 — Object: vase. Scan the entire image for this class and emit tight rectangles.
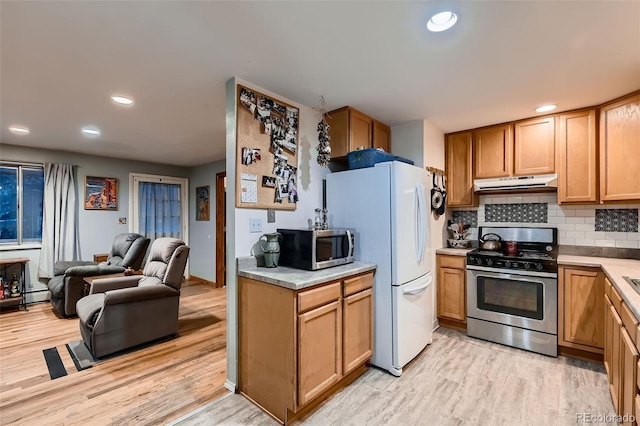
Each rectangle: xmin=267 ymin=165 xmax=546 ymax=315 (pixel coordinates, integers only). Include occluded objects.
xmin=259 ymin=232 xmax=281 ymax=268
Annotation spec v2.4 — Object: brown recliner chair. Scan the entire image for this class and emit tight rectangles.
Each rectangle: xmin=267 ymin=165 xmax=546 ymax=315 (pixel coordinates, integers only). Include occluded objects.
xmin=48 ymin=233 xmax=150 ymax=317
xmin=76 ymin=238 xmax=189 ymax=359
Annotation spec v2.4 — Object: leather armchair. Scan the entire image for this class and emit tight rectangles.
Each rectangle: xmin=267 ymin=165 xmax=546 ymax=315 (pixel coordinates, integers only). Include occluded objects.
xmin=76 ymin=238 xmax=190 ymax=359
xmin=48 ymin=233 xmax=150 ymax=317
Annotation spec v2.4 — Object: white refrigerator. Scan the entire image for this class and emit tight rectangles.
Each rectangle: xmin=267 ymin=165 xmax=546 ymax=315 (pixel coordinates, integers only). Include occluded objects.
xmin=326 ymin=161 xmax=433 ymax=376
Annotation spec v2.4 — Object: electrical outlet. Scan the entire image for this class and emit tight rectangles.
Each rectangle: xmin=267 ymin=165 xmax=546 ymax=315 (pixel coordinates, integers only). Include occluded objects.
xmin=249 ymin=218 xmax=262 ymax=233
xmin=267 ymin=209 xmax=276 ymax=223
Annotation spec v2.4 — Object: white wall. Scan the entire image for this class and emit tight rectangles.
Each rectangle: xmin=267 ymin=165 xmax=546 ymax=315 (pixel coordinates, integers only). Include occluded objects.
xmin=225 ymin=77 xmax=330 ymax=389
xmin=390 ymin=120 xmax=424 ymax=167
xmin=188 ymin=160 xmax=226 ymax=282
xmin=0 ymin=143 xmax=189 ymax=301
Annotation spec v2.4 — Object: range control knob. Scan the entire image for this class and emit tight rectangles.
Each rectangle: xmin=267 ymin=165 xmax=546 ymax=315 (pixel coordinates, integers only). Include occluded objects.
xmin=486 ymin=259 xmax=493 ymax=266
xmin=504 ymin=261 xmax=511 ymax=268
xmin=476 ymin=258 xmax=482 ymax=265
xmin=524 ymin=263 xmax=531 ymax=269
xmin=536 ymin=263 xmax=544 ymax=271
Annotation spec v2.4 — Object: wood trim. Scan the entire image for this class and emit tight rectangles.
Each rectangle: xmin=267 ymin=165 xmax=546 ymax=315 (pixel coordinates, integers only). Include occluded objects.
xmin=297 ymin=282 xmax=341 ymax=313
xmin=215 ymin=172 xmax=226 ymax=288
xmin=620 ymin=302 xmax=639 ymax=347
xmin=437 ymin=318 xmax=467 ymax=332
xmin=558 ymin=346 xmax=604 ymax=363
xmin=189 ymin=274 xmax=216 ymax=286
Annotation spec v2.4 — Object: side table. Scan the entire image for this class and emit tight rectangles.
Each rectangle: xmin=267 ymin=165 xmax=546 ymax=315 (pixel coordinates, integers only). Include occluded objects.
xmin=0 ymin=257 xmax=29 ymax=311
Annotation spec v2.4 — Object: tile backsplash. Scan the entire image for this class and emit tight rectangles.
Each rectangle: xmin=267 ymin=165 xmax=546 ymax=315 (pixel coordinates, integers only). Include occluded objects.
xmin=450 ymin=193 xmax=640 ymax=249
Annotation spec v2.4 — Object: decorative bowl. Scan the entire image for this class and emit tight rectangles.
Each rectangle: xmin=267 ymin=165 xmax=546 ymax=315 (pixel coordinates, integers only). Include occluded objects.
xmin=448 ymin=239 xmax=471 ymax=249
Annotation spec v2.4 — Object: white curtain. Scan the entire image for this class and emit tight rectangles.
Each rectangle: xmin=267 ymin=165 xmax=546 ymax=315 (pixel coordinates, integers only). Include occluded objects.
xmin=38 ymin=163 xmax=80 ymax=279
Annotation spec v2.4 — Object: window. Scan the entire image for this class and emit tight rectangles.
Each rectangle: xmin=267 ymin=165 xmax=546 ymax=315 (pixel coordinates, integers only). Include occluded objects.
xmin=0 ymin=164 xmax=44 ymax=245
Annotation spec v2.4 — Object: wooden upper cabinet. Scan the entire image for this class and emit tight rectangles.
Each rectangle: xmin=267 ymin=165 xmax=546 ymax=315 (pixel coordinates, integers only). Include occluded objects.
xmin=556 ymin=109 xmax=598 ymax=204
xmin=514 ymin=116 xmax=556 ymax=175
xmin=328 ymin=107 xmax=390 ymax=158
xmin=372 ymin=120 xmax=391 ymax=153
xmin=445 ymin=131 xmax=476 ymax=207
xmin=473 ymin=124 xmax=513 ymax=178
xmin=599 ymin=92 xmax=640 ymax=202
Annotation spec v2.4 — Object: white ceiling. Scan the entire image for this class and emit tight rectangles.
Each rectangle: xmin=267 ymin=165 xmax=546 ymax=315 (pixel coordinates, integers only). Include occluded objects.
xmin=1 ymin=1 xmax=639 ymax=167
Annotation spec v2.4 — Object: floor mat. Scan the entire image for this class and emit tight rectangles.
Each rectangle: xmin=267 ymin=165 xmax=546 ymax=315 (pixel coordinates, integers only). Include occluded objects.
xmin=43 ymin=347 xmax=68 ymax=379
xmin=66 ymin=340 xmax=97 ymax=371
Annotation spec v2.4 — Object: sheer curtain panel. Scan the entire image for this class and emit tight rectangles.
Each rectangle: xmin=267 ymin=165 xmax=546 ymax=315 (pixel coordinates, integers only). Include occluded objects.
xmin=139 ymin=182 xmax=182 ymax=241
xmin=38 ymin=163 xmax=80 ymax=279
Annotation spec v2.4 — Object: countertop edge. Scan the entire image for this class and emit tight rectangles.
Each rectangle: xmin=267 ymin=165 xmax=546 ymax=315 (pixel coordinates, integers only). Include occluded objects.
xmin=237 ymin=261 xmax=377 ymax=291
xmin=436 ymin=248 xmax=473 ymax=256
xmin=558 ymin=255 xmax=640 ymax=320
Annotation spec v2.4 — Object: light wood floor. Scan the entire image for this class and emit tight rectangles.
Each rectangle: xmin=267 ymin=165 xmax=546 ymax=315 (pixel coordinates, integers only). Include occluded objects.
xmin=0 ymin=280 xmax=228 ymax=425
xmin=176 ymin=327 xmax=616 ymax=426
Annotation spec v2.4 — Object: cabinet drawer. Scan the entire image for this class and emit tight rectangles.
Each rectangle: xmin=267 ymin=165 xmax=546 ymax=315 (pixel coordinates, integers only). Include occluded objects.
xmin=621 ymin=302 xmax=639 ymax=347
xmin=343 ymin=273 xmax=373 ymax=297
xmin=298 ymin=282 xmax=341 ymax=313
xmin=606 ymin=278 xmax=623 ymax=313
xmin=438 ymin=255 xmax=466 ymax=270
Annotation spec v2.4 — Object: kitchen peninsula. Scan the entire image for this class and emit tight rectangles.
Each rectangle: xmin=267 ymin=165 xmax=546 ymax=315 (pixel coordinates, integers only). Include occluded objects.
xmin=236 ymin=257 xmax=376 ymax=424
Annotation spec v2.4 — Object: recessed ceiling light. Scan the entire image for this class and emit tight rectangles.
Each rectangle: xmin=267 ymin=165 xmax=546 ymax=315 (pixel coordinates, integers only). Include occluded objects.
xmin=111 ymin=95 xmax=134 ymax=105
xmin=427 ymin=11 xmax=458 ymax=32
xmin=82 ymin=127 xmax=101 ymax=136
xmin=535 ymin=104 xmax=557 ymax=113
xmin=9 ymin=126 xmax=30 ymax=135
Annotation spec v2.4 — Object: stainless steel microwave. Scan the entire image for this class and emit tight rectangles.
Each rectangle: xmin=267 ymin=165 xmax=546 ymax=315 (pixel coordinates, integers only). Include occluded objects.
xmin=277 ymin=228 xmax=355 ymax=270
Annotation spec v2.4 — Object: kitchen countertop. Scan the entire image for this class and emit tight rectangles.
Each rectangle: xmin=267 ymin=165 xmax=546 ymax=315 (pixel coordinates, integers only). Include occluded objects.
xmin=236 ymin=257 xmax=377 ymax=291
xmin=436 ymin=248 xmax=474 ymax=256
xmin=558 ymin=255 xmax=640 ymax=320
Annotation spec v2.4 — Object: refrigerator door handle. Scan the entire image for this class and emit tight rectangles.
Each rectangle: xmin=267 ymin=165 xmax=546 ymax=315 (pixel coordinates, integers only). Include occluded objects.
xmin=414 ymin=183 xmax=422 ymax=263
xmin=402 ymin=275 xmax=433 ymax=295
xmin=416 ymin=182 xmax=427 ymax=262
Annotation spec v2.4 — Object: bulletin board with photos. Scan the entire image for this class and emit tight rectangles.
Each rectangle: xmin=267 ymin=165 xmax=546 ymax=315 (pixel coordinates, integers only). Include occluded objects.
xmin=235 ymin=85 xmax=299 ymax=210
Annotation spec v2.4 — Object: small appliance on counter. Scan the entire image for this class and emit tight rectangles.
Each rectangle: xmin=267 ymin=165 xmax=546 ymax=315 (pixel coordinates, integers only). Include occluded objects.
xmin=277 ymin=228 xmax=355 ymax=271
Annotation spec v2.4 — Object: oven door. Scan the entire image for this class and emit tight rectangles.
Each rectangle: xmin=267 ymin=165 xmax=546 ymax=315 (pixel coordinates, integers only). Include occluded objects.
xmin=467 ymin=268 xmax=557 ymax=335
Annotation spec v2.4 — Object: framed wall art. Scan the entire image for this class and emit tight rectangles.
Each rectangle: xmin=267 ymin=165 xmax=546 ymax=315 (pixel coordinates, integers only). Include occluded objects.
xmin=84 ymin=176 xmax=118 ymax=210
xmin=196 ymin=185 xmax=210 ymax=221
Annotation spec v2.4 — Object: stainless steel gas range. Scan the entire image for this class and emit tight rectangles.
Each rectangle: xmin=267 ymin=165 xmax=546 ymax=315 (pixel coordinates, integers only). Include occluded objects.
xmin=466 ymin=227 xmax=558 ymax=357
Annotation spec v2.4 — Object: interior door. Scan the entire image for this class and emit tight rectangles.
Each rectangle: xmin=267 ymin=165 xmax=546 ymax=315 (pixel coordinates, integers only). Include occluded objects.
xmin=390 ymin=162 xmax=430 ymax=285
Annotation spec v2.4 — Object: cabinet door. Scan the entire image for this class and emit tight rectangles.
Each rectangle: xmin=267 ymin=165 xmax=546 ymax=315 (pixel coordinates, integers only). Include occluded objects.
xmin=514 ymin=116 xmax=556 ymax=175
xmin=608 ymin=304 xmax=623 ymax=412
xmin=445 ymin=132 xmax=476 ymax=207
xmin=600 ymin=92 xmax=640 ymax=202
xmin=298 ymin=299 xmax=342 ymax=406
xmin=558 ymin=267 xmax=604 ymax=352
xmin=473 ymin=124 xmax=513 ymax=178
xmin=349 ymin=109 xmax=373 ymax=152
xmin=557 ymin=110 xmax=598 ymax=203
xmin=372 ymin=120 xmax=391 ymax=153
xmin=620 ymin=327 xmax=639 ymax=423
xmin=328 ymin=108 xmax=350 ymax=158
xmin=343 ymin=288 xmax=373 ymax=375
xmin=437 ymin=266 xmax=466 ymax=322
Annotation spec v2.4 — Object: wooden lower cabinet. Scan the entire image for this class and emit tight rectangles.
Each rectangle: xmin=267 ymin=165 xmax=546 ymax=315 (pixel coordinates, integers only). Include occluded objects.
xmin=436 ymin=254 xmax=466 ymax=328
xmin=558 ymin=266 xmax=604 ymax=353
xmin=238 ymin=271 xmax=374 ymax=423
xmin=603 ymin=276 xmax=639 ymax=424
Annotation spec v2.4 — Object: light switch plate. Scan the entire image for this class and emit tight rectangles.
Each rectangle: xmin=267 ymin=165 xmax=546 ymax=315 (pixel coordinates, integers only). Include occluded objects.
xmin=267 ymin=209 xmax=276 ymax=223
xmin=249 ymin=218 xmax=262 ymax=233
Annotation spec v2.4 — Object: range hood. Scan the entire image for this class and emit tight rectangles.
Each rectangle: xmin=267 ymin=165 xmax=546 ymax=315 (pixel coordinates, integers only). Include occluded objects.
xmin=473 ymin=174 xmax=558 ymax=192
